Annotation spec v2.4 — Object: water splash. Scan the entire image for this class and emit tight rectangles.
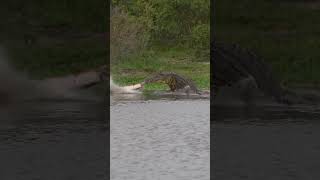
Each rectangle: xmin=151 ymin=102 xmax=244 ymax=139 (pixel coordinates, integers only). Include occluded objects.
xmin=0 ymin=46 xmax=103 ymax=122
xmin=0 ymin=46 xmax=103 ymax=105
xmin=110 ymin=76 xmax=141 ymax=94
xmin=0 ymin=47 xmax=40 ymax=103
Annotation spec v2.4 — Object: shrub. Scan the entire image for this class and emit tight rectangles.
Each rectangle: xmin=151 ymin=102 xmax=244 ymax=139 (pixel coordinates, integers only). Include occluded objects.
xmin=189 ymin=24 xmax=210 ymax=61
xmin=110 ymin=7 xmax=150 ymax=64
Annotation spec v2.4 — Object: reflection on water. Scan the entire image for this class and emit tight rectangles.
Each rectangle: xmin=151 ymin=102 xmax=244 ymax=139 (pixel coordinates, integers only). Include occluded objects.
xmin=213 ymin=101 xmax=320 ymax=180
xmin=111 ymin=94 xmax=210 ymax=180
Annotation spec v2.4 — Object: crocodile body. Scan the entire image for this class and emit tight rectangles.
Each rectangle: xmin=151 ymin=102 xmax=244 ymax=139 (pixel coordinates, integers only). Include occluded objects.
xmin=143 ymin=72 xmax=201 ymax=95
xmin=77 ymin=65 xmax=107 ymax=89
xmin=212 ymin=42 xmax=290 ymax=103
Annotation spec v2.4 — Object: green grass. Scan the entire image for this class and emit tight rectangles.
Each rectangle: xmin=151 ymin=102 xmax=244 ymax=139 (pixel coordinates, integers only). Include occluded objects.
xmin=215 ymin=0 xmax=320 ymax=87
xmin=111 ymin=46 xmax=210 ymax=90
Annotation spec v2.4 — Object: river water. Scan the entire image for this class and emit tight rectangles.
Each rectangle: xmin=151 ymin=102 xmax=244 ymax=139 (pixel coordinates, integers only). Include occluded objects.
xmin=111 ymin=94 xmax=210 ymax=180
xmin=0 ymin=52 xmax=109 ymax=179
xmin=0 ymin=95 xmax=108 ymax=180
xmin=213 ymin=96 xmax=320 ymax=179
xmin=4 ymin=68 xmax=319 ymax=180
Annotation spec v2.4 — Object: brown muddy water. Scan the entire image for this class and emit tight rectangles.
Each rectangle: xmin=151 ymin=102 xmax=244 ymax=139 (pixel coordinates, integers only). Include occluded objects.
xmin=111 ymin=93 xmax=210 ymax=180
xmin=213 ymin=87 xmax=320 ymax=180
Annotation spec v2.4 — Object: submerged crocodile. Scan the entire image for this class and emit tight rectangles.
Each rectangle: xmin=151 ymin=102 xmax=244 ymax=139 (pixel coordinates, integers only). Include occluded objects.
xmin=212 ymin=42 xmax=313 ymax=104
xmin=142 ymin=72 xmax=204 ymax=95
xmin=77 ymin=65 xmax=108 ymax=89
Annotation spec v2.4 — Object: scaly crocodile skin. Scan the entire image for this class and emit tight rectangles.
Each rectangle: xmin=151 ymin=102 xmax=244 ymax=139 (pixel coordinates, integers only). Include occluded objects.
xmin=143 ymin=72 xmax=201 ymax=94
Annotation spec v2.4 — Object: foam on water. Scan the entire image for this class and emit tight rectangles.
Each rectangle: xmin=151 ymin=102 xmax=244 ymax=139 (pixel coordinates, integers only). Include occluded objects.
xmin=110 ymin=76 xmax=141 ymax=94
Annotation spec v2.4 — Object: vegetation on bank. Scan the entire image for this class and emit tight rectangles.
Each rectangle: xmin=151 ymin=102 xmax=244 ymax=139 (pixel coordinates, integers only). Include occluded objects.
xmin=111 ymin=46 xmax=210 ymax=90
xmin=215 ymin=0 xmax=320 ymax=87
xmin=111 ymin=0 xmax=210 ymax=90
xmin=0 ymin=1 xmax=107 ymax=79
xmin=0 ymin=1 xmax=210 ymax=91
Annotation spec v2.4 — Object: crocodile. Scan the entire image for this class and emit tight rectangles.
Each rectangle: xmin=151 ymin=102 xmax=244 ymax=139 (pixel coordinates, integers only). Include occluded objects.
xmin=212 ymin=41 xmax=312 ymax=104
xmin=77 ymin=65 xmax=108 ymax=89
xmin=142 ymin=72 xmax=204 ymax=95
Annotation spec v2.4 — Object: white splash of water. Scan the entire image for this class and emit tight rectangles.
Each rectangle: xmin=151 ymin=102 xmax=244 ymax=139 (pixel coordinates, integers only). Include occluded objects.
xmin=110 ymin=76 xmax=141 ymax=94
xmin=0 ymin=46 xmax=103 ymax=121
xmin=0 ymin=47 xmax=40 ymax=102
xmin=0 ymin=46 xmax=100 ymax=103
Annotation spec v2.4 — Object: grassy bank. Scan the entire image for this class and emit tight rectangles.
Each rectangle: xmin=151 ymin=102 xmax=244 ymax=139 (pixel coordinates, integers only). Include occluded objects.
xmin=111 ymin=46 xmax=210 ymax=90
xmin=215 ymin=0 xmax=320 ymax=87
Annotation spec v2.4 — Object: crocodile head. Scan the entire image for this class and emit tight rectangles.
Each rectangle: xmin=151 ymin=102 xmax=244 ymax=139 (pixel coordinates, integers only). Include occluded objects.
xmin=97 ymin=65 xmax=108 ymax=82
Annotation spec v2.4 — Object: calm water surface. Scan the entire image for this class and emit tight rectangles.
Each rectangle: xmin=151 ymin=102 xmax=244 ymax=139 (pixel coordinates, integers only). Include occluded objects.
xmin=5 ymin=86 xmax=319 ymax=180
xmin=213 ymin=102 xmax=320 ymax=180
xmin=0 ymin=97 xmax=108 ymax=180
xmin=111 ymin=94 xmax=210 ymax=180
